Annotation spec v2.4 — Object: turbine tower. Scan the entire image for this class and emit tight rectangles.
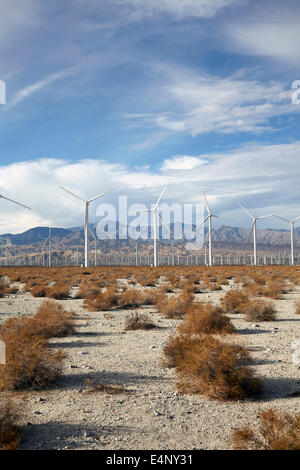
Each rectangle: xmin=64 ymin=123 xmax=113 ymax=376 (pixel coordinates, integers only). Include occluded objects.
xmin=133 ymin=185 xmax=167 ymax=267
xmin=239 ymin=204 xmax=274 ymax=266
xmin=273 ymin=214 xmax=300 ymax=265
xmin=60 ymin=186 xmax=114 ymax=267
xmin=199 ymin=193 xmax=229 ymax=267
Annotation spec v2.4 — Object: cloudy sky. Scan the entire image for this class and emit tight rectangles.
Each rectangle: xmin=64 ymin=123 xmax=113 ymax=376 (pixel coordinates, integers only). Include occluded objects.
xmin=0 ymin=0 xmax=300 ymax=233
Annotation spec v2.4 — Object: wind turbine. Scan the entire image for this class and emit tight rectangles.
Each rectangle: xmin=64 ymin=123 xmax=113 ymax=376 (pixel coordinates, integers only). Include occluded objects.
xmin=239 ymin=204 xmax=274 ymax=266
xmin=132 ymin=185 xmax=167 ymax=267
xmin=60 ymin=186 xmax=114 ymax=267
xmin=199 ymin=193 xmax=230 ymax=267
xmin=273 ymin=214 xmax=300 ymax=265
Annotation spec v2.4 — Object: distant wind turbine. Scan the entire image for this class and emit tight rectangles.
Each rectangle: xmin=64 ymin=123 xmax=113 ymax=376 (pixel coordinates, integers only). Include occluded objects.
xmin=60 ymin=186 xmax=114 ymax=267
xmin=131 ymin=185 xmax=168 ymax=267
xmin=239 ymin=203 xmax=274 ymax=266
xmin=273 ymin=214 xmax=300 ymax=265
xmin=198 ymin=193 xmax=231 ymax=267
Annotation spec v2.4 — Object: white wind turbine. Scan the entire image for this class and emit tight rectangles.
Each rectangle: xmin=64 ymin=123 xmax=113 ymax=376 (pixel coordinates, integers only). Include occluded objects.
xmin=132 ymin=185 xmax=167 ymax=267
xmin=273 ymin=214 xmax=300 ymax=265
xmin=60 ymin=186 xmax=114 ymax=267
xmin=239 ymin=203 xmax=274 ymax=266
xmin=199 ymin=193 xmax=230 ymax=267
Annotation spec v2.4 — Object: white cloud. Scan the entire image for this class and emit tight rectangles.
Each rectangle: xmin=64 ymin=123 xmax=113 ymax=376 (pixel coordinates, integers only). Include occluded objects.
xmin=225 ymin=19 xmax=300 ymax=64
xmin=113 ymin=0 xmax=245 ymax=19
xmin=1 ymin=141 xmax=300 ymax=233
xmin=161 ymin=155 xmax=207 ymax=170
xmin=125 ymin=68 xmax=297 ymax=135
xmin=5 ymin=67 xmax=78 ymax=109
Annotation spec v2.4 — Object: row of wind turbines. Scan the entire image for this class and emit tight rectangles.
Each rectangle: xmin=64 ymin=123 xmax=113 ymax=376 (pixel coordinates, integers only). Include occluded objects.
xmin=1 ymin=186 xmax=300 ymax=268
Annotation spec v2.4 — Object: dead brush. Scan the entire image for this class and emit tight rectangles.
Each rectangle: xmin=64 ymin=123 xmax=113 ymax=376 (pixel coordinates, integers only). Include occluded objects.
xmin=124 ymin=312 xmax=156 ymax=330
xmin=0 ymin=400 xmax=22 ymax=450
xmin=241 ymin=300 xmax=276 ymax=322
xmin=221 ymin=289 xmax=249 ymax=313
xmin=46 ymin=283 xmax=70 ymax=300
xmin=294 ymin=300 xmax=300 ymax=315
xmin=117 ymin=288 xmax=144 ymax=308
xmin=34 ymin=300 xmax=76 ymax=338
xmin=176 ymin=335 xmax=262 ymax=400
xmin=162 ymin=334 xmax=203 ymax=368
xmin=0 ymin=317 xmax=66 ymax=390
xmin=83 ymin=286 xmax=119 ymax=311
xmin=30 ymin=285 xmax=48 ymax=297
xmin=155 ymin=291 xmax=194 ymax=319
xmin=232 ymin=408 xmax=300 ymax=450
xmin=178 ymin=303 xmax=235 ymax=336
xmin=83 ymin=378 xmax=129 ymax=395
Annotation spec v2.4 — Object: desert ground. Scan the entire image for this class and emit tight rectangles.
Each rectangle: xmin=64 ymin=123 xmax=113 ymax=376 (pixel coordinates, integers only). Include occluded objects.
xmin=0 ymin=265 xmax=299 ymax=450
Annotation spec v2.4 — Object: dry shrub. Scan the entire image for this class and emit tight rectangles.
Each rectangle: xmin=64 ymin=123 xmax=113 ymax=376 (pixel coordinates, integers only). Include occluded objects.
xmin=124 ymin=312 xmax=156 ymax=330
xmin=162 ymin=335 xmax=201 ymax=368
xmin=0 ymin=281 xmax=5 ymax=298
xmin=232 ymin=408 xmax=300 ymax=450
xmin=31 ymin=285 xmax=48 ymax=297
xmin=0 ymin=317 xmax=65 ymax=390
xmin=47 ymin=283 xmax=70 ymax=299
xmin=83 ymin=378 xmax=128 ymax=395
xmin=118 ymin=288 xmax=144 ymax=308
xmin=176 ymin=335 xmax=262 ymax=400
xmin=221 ymin=289 xmax=249 ymax=313
xmin=34 ymin=300 xmax=76 ymax=338
xmin=0 ymin=400 xmax=22 ymax=450
xmin=178 ymin=303 xmax=235 ymax=336
xmin=83 ymin=286 xmax=119 ymax=311
xmin=295 ymin=300 xmax=300 ymax=315
xmin=156 ymin=291 xmax=194 ymax=319
xmin=241 ymin=300 xmax=276 ymax=322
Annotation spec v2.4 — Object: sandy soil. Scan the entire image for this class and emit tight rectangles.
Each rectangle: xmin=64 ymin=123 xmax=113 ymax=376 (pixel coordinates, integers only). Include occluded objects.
xmin=0 ymin=281 xmax=299 ymax=450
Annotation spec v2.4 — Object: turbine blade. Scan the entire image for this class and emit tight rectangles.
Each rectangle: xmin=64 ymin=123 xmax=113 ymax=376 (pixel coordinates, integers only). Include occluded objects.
xmin=238 ymin=203 xmax=253 ymax=218
xmin=292 ymin=215 xmax=300 ymax=223
xmin=89 ymin=228 xmax=96 ymax=240
xmin=158 ymin=213 xmax=171 ymax=234
xmin=88 ymin=187 xmax=115 ymax=203
xmin=203 ymin=192 xmax=210 ymax=214
xmin=248 ymin=220 xmax=255 ymax=241
xmin=0 ymin=194 xmax=31 ymax=210
xmin=256 ymin=214 xmax=274 ymax=219
xmin=212 ymin=215 xmax=233 ymax=223
xmin=59 ymin=186 xmax=85 ymax=202
xmin=154 ymin=184 xmax=167 ymax=210
xmin=195 ymin=215 xmax=210 ymax=232
xmin=273 ymin=214 xmax=290 ymax=223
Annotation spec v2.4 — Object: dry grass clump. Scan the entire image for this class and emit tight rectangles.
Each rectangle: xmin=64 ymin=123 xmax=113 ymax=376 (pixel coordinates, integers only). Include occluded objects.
xmin=34 ymin=300 xmax=76 ymax=338
xmin=83 ymin=286 xmax=119 ymax=311
xmin=30 ymin=285 xmax=48 ymax=297
xmin=162 ymin=335 xmax=202 ymax=368
xmin=232 ymin=408 xmax=300 ymax=450
xmin=0 ymin=317 xmax=65 ymax=390
xmin=117 ymin=288 xmax=144 ymax=308
xmin=83 ymin=378 xmax=128 ymax=395
xmin=156 ymin=291 xmax=194 ymax=319
xmin=294 ymin=300 xmax=300 ymax=315
xmin=0 ymin=400 xmax=22 ymax=450
xmin=124 ymin=312 xmax=156 ymax=330
xmin=46 ymin=283 xmax=70 ymax=299
xmin=221 ymin=289 xmax=249 ymax=313
xmin=178 ymin=303 xmax=235 ymax=336
xmin=176 ymin=335 xmax=262 ymax=400
xmin=241 ymin=300 xmax=276 ymax=322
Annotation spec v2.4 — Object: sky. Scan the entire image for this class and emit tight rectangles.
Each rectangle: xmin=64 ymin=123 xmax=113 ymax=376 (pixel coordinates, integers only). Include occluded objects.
xmin=0 ymin=0 xmax=300 ymax=234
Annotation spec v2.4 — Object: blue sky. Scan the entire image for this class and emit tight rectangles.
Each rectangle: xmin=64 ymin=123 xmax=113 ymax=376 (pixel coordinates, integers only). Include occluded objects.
xmin=0 ymin=0 xmax=300 ymax=233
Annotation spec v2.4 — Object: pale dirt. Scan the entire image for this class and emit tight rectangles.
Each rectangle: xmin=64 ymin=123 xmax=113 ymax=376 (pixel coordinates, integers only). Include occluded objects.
xmin=0 ymin=280 xmax=299 ymax=450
